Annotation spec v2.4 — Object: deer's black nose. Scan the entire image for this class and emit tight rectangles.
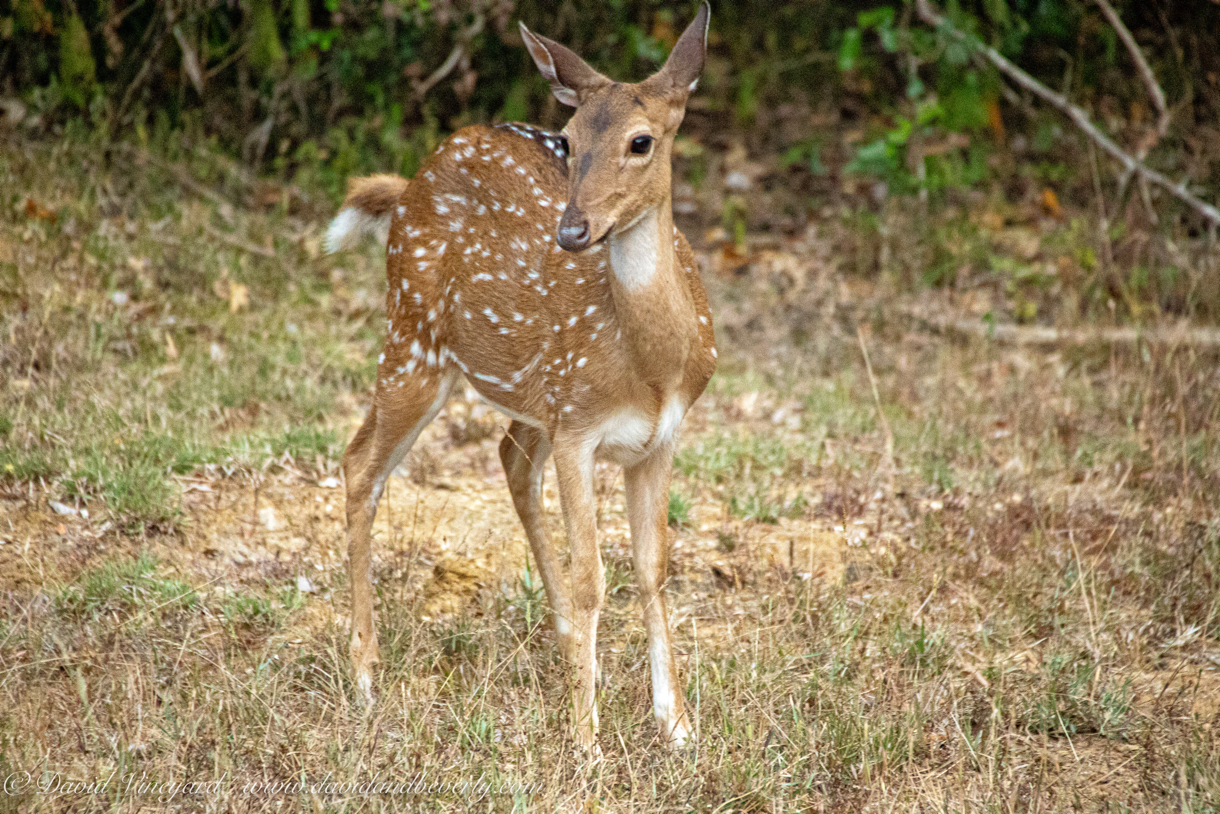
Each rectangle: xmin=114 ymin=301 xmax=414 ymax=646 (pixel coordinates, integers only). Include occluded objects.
xmin=557 ymin=208 xmax=591 ymax=252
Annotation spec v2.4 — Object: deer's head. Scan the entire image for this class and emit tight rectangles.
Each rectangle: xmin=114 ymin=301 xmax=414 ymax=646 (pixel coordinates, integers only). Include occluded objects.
xmin=520 ymin=3 xmax=709 ymax=253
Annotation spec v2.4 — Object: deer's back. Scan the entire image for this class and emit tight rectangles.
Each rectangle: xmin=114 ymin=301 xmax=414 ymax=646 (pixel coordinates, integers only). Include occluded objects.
xmin=380 ymin=123 xmax=714 ymax=437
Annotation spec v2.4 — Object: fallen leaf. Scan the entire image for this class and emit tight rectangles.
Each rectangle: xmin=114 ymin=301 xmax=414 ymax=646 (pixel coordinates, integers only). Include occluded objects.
xmin=1040 ymin=188 xmax=1063 ymax=219
xmin=49 ymin=500 xmax=78 ymax=516
xmin=165 ymin=331 xmax=178 ymax=360
xmin=228 ymin=282 xmax=249 ymax=313
xmin=259 ymin=506 xmax=281 ymax=531
xmin=978 ymin=210 xmax=1005 ymax=231
xmin=987 ymin=99 xmax=1006 ymax=143
xmin=650 ymin=15 xmax=675 ymax=47
xmin=24 ymin=199 xmax=56 ymax=223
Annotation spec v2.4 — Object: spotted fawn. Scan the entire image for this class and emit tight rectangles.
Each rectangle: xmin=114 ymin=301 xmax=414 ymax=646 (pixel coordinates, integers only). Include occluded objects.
xmin=326 ymin=2 xmax=715 ymax=751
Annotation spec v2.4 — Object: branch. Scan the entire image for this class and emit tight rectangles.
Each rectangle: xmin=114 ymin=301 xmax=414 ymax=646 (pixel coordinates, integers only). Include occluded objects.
xmin=205 ymin=223 xmax=276 ymax=258
xmin=110 ymin=0 xmax=174 ymax=131
xmin=906 ymin=311 xmax=1220 ymax=348
xmin=1092 ymin=0 xmax=1169 ymax=221
xmin=914 ymin=0 xmax=1220 ymax=227
xmin=1092 ymin=0 xmax=1168 ymax=142
xmin=117 ymin=143 xmax=237 ymax=211
xmin=413 ymin=13 xmax=485 ymax=99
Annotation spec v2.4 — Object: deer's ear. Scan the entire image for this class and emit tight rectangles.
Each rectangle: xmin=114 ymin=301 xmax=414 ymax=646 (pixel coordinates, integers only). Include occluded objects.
xmin=520 ymin=22 xmax=611 ymax=107
xmin=653 ymin=2 xmax=710 ymax=95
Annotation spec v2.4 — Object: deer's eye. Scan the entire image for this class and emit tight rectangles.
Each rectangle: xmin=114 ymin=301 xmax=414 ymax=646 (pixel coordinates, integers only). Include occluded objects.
xmin=630 ymin=135 xmax=654 ymax=155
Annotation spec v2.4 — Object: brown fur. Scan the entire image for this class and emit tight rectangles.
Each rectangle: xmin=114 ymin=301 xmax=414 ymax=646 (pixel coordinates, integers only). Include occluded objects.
xmin=342 ymin=174 xmax=409 ymax=218
xmin=338 ymin=3 xmax=713 ymax=754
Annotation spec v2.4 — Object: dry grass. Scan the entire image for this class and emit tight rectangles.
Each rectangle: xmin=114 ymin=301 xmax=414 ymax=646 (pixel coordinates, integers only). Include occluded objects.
xmin=2 ymin=135 xmax=1219 ymax=813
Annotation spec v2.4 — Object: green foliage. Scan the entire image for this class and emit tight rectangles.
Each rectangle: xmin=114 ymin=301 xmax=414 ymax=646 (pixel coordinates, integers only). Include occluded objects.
xmin=839 ymin=6 xmax=896 ymax=72
xmin=248 ymin=0 xmax=287 ymax=74
xmin=782 ymin=138 xmax=827 ymax=176
xmin=57 ymin=14 xmax=95 ymax=107
xmin=0 ymin=0 xmax=863 ymax=180
xmin=221 ymin=585 xmax=303 ymax=630
xmin=1025 ymin=650 xmax=1132 ymax=738
xmin=2 ymin=0 xmax=1215 ymax=217
xmin=668 ymin=489 xmax=691 ymax=529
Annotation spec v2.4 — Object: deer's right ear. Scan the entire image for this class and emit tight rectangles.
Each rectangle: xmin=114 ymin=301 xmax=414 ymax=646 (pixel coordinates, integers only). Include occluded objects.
xmin=520 ymin=22 xmax=610 ymax=107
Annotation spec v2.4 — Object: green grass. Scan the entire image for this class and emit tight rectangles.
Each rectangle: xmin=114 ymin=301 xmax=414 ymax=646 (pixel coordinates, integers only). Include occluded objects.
xmin=667 ymin=488 xmax=691 ymax=528
xmin=1 ymin=139 xmax=376 ymax=529
xmin=54 ymin=553 xmax=197 ymax=618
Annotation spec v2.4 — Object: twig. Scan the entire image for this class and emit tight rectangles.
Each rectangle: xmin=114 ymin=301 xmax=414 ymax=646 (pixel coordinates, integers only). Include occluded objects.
xmin=116 ymin=143 xmax=236 ymax=209
xmin=204 ymin=223 xmax=276 ymax=258
xmin=1092 ymin=0 xmax=1169 ymax=219
xmin=111 ymin=0 xmax=175 ymax=131
xmin=1086 ymin=139 xmax=1115 ymax=274
xmin=172 ymin=23 xmax=205 ymax=95
xmin=205 ymin=41 xmax=250 ymax=80
xmin=914 ymin=0 xmax=1220 ymax=226
xmin=415 ymin=42 xmax=467 ymax=99
xmin=1092 ymin=0 xmax=1168 ymax=140
xmin=907 ymin=310 xmax=1220 ymax=348
xmin=414 ymin=13 xmax=485 ymax=99
xmin=856 ymin=325 xmax=896 ymax=486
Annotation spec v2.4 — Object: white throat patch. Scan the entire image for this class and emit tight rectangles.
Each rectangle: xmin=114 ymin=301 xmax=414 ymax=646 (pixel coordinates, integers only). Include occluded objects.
xmin=608 ymin=210 xmax=659 ymax=291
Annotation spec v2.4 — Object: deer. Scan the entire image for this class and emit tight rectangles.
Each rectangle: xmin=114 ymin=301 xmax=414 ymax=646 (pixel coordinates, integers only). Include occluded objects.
xmin=324 ymin=2 xmax=716 ymax=751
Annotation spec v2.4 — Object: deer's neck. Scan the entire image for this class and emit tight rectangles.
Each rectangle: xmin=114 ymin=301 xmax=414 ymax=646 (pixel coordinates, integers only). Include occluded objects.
xmin=606 ymin=205 xmax=698 ymax=390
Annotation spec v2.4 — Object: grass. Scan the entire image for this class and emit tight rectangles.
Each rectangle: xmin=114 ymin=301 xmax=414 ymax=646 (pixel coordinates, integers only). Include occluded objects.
xmin=667 ymin=489 xmax=691 ymax=528
xmin=54 ymin=552 xmax=198 ymax=618
xmin=1 ymin=139 xmax=372 ymax=529
xmin=2 ymin=134 xmax=1220 ymax=811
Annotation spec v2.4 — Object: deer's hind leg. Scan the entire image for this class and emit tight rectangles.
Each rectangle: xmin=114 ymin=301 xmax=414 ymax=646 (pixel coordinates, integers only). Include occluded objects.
xmin=344 ymin=366 xmax=457 ymax=703
xmin=625 ymin=442 xmax=691 ymax=747
xmin=499 ymin=421 xmax=574 ymax=660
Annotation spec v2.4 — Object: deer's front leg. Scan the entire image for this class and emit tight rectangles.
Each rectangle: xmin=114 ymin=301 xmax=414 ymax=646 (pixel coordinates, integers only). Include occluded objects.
xmin=624 ymin=442 xmax=691 ymax=747
xmin=551 ymin=438 xmax=604 ymax=752
xmin=499 ymin=423 xmax=575 ymax=661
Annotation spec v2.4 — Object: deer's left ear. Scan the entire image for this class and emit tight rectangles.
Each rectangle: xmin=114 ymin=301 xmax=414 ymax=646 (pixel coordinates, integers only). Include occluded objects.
xmin=653 ymin=2 xmax=710 ymax=95
xmin=520 ymin=22 xmax=611 ymax=107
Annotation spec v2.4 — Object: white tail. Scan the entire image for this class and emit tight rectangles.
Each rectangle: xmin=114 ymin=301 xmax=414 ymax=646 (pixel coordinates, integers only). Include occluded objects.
xmin=331 ymin=2 xmax=715 ymax=752
xmin=324 ymin=174 xmax=408 ymax=253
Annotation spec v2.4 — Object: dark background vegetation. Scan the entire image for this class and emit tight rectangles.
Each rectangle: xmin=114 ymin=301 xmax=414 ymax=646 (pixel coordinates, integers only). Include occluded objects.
xmin=3 ymin=0 xmax=1220 ymax=321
